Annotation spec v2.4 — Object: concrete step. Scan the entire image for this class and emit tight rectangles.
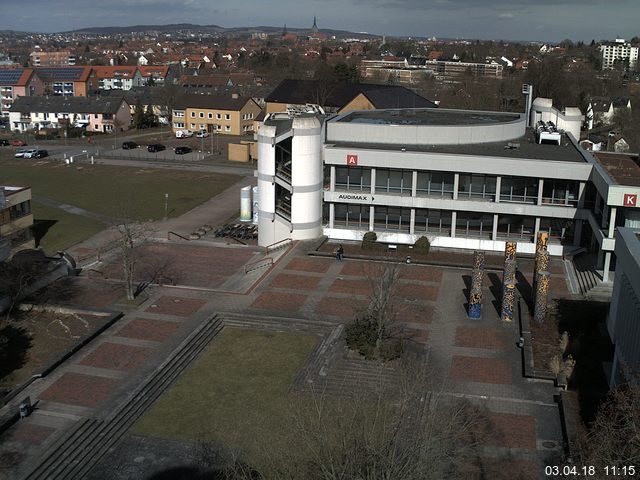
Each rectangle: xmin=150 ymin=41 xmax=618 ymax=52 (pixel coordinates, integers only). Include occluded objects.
xmin=23 ymin=315 xmax=224 ymax=480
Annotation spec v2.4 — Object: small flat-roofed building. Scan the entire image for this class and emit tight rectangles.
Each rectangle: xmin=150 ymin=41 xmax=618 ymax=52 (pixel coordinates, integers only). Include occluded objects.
xmin=0 ymin=186 xmax=34 ymax=259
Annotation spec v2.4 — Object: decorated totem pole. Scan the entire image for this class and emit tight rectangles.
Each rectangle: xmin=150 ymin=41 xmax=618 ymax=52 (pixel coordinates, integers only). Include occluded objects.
xmin=468 ymin=250 xmax=485 ymax=320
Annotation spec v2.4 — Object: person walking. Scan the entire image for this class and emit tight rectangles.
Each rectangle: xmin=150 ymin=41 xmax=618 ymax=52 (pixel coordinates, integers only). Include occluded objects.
xmin=336 ymin=245 xmax=344 ymax=262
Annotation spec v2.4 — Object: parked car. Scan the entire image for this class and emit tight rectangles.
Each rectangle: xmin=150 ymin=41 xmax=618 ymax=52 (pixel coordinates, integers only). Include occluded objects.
xmin=0 ymin=139 xmax=9 ymax=146
xmin=22 ymin=149 xmax=39 ymax=158
xmin=147 ymin=143 xmax=166 ymax=153
xmin=196 ymin=130 xmax=210 ymax=138
xmin=33 ymin=149 xmax=49 ymax=158
xmin=10 ymin=139 xmax=27 ymax=147
xmin=174 ymin=146 xmax=192 ymax=155
xmin=175 ymin=130 xmax=193 ymax=138
xmin=122 ymin=141 xmax=138 ymax=150
xmin=14 ymin=148 xmax=26 ymax=157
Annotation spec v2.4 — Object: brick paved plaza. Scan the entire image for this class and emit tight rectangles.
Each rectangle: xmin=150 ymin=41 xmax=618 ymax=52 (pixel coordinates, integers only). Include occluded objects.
xmin=0 ymin=234 xmax=568 ymax=479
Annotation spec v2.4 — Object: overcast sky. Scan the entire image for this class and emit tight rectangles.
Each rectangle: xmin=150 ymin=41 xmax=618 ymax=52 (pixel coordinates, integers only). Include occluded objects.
xmin=3 ymin=0 xmax=638 ymax=43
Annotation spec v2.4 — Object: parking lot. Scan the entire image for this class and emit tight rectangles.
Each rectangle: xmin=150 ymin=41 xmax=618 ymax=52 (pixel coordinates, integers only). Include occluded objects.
xmin=1 ymin=128 xmax=255 ymax=166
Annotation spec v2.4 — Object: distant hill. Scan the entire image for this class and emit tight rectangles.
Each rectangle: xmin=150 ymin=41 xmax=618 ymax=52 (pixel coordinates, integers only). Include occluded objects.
xmin=62 ymin=23 xmax=379 ymax=39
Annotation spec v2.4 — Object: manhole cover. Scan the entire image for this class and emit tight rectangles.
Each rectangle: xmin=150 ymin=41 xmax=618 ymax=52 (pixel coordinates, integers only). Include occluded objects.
xmin=542 ymin=440 xmax=557 ymax=449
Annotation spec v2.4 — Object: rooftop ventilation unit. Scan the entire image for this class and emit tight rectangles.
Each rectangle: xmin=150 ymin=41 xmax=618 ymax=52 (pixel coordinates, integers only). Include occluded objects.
xmin=535 ymin=120 xmax=561 ymax=145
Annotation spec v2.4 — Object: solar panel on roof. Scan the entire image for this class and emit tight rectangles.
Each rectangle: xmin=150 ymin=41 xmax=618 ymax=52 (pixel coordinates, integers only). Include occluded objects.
xmin=0 ymin=70 xmax=24 ymax=84
xmin=36 ymin=67 xmax=85 ymax=81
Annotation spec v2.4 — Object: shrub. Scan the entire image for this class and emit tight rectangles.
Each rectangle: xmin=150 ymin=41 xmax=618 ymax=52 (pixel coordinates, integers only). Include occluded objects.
xmin=414 ymin=236 xmax=431 ymax=254
xmin=345 ymin=312 xmax=402 ymax=361
xmin=362 ymin=231 xmax=378 ymax=250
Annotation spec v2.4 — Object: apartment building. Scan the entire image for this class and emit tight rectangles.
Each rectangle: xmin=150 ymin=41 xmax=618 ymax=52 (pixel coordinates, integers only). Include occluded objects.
xmin=0 ymin=186 xmax=34 ymax=258
xmin=172 ymin=94 xmax=261 ymax=136
xmin=35 ymin=66 xmax=93 ymax=97
xmin=600 ymin=40 xmax=639 ymax=70
xmin=0 ymin=69 xmax=43 ymax=117
xmin=30 ymin=50 xmax=76 ymax=67
xmin=9 ymin=96 xmax=132 ymax=133
xmin=91 ymin=66 xmax=143 ymax=91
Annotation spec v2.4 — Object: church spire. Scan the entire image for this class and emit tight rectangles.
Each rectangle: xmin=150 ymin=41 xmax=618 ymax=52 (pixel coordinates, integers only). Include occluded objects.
xmin=282 ymin=23 xmax=287 ymax=37
xmin=311 ymin=16 xmax=319 ymax=34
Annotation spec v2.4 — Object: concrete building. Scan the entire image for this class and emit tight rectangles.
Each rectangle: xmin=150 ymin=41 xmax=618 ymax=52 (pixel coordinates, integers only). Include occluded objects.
xmin=607 ymin=227 xmax=640 ymax=387
xmin=600 ymin=40 xmax=639 ymax=71
xmin=0 ymin=186 xmax=34 ymax=258
xmin=256 ymin=102 xmax=640 ymax=284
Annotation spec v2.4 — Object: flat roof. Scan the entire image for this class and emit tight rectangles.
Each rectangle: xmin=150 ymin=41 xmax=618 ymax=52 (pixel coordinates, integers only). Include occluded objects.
xmin=329 ymin=128 xmax=586 ymax=163
xmin=336 ymin=108 xmax=522 ymax=126
xmin=592 ymin=152 xmax=640 ymax=187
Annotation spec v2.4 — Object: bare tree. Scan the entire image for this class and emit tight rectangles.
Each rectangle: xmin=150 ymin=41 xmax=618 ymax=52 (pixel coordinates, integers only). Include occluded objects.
xmin=573 ymin=382 xmax=640 ymax=469
xmin=116 ymin=221 xmax=149 ymax=300
xmin=263 ymin=359 xmax=489 ymax=480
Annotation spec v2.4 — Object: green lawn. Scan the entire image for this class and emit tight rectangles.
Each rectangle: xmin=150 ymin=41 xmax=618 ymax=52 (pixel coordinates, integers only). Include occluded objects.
xmin=32 ymin=201 xmax=106 ymax=253
xmin=132 ymin=329 xmax=318 ymax=467
xmin=1 ymin=159 xmax=240 ymax=221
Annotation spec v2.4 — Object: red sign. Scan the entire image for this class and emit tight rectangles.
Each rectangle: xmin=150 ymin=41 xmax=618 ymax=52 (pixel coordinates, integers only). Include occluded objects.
xmin=346 ymin=154 xmax=358 ymax=166
xmin=624 ymin=193 xmax=637 ymax=207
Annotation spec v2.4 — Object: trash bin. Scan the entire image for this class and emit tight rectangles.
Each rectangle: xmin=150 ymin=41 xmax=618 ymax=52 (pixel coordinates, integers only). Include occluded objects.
xmin=19 ymin=403 xmax=30 ymax=419
xmin=405 ymin=256 xmax=411 ymax=264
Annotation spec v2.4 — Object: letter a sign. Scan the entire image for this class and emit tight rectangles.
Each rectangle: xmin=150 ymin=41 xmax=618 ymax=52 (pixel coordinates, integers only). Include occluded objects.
xmin=346 ymin=154 xmax=358 ymax=166
xmin=624 ymin=193 xmax=637 ymax=207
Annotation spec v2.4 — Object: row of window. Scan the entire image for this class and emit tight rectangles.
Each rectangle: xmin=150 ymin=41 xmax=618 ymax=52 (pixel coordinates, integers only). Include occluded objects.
xmin=332 ymin=166 xmax=580 ymax=206
xmin=0 ymin=200 xmax=31 ymax=225
xmin=175 ymin=111 xmax=255 ymax=120
xmin=328 ymin=204 xmax=573 ymax=242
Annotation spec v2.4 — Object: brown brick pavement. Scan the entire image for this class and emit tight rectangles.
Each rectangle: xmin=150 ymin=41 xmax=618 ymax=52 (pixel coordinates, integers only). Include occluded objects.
xmin=80 ymin=342 xmax=154 ymax=372
xmin=249 ymin=291 xmax=307 ymax=312
xmin=60 ymin=278 xmax=124 ymax=309
xmin=449 ymin=356 xmax=513 ymax=385
xmin=395 ymin=325 xmax=429 ymax=345
xmin=314 ymin=296 xmax=369 ymax=318
xmin=339 ymin=261 xmax=384 ymax=277
xmin=269 ymin=273 xmax=321 ymax=291
xmin=6 ymin=423 xmax=56 ymax=446
xmin=399 ymin=266 xmax=443 ymax=282
xmin=39 ymin=373 xmax=120 ymax=408
xmin=145 ymin=296 xmax=206 ymax=317
xmin=329 ymin=278 xmax=373 ymax=296
xmin=101 ymin=243 xmax=257 ymax=288
xmin=485 ymin=412 xmax=538 ymax=451
xmin=454 ymin=327 xmax=508 ymax=350
xmin=463 ymin=458 xmax=538 ymax=480
xmin=397 ymin=303 xmax=433 ymax=324
xmin=394 ymin=283 xmax=438 ymax=301
xmin=284 ymin=257 xmax=330 ymax=274
xmin=115 ymin=317 xmax=180 ymax=343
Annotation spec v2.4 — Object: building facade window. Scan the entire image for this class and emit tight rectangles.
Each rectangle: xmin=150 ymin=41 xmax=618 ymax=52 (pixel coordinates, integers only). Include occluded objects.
xmin=496 ymin=215 xmax=535 ymax=240
xmin=334 ymin=166 xmax=371 ymax=191
xmin=541 ymin=179 xmax=579 ymax=207
xmin=333 ymin=203 xmax=370 ymax=229
xmin=414 ymin=209 xmax=452 ymax=236
xmin=375 ymin=168 xmax=413 ymax=194
xmin=458 ymin=174 xmax=497 ymax=200
xmin=416 ymin=171 xmax=455 ymax=197
xmin=455 ymin=212 xmax=494 ymax=239
xmin=373 ymin=206 xmax=411 ymax=232
xmin=500 ymin=176 xmax=538 ymax=204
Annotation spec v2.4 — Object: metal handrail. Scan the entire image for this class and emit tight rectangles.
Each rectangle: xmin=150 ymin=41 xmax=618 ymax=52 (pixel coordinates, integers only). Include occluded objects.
xmin=167 ymin=231 xmax=190 ymax=241
xmin=265 ymin=238 xmax=292 ymax=254
xmin=244 ymin=257 xmax=273 ymax=274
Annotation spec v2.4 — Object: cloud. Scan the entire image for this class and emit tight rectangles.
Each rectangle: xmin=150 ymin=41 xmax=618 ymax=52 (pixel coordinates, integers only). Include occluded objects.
xmin=498 ymin=12 xmax=515 ymax=18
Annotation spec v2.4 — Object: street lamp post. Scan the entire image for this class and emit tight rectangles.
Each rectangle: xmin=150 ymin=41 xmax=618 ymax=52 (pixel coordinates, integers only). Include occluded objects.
xmin=164 ymin=193 xmax=169 ymax=220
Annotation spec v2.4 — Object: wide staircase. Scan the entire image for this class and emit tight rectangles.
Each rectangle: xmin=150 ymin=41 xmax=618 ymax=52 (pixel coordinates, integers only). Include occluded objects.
xmin=571 ymin=252 xmax=613 ymax=301
xmin=23 ymin=315 xmax=224 ymax=480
